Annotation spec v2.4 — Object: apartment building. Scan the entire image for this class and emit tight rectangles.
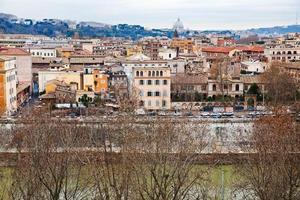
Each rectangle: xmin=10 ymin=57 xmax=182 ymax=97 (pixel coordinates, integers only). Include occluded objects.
xmin=133 ymin=67 xmax=171 ymax=110
xmin=83 ymin=66 xmax=109 ymax=95
xmin=264 ymin=45 xmax=300 ymax=63
xmin=0 ymin=47 xmax=32 ymax=86
xmin=0 ymin=48 xmax=32 ymax=108
xmin=140 ymin=39 xmax=160 ymax=60
xmin=0 ymin=57 xmax=17 ymax=116
xmin=122 ymin=60 xmax=168 ymax=88
xmin=170 ymin=38 xmax=194 ymax=54
xmin=27 ymin=47 xmax=57 ymax=57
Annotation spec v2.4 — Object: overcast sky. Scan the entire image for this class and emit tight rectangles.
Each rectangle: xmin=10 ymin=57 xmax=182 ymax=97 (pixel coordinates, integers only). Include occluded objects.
xmin=1 ymin=0 xmax=299 ymax=30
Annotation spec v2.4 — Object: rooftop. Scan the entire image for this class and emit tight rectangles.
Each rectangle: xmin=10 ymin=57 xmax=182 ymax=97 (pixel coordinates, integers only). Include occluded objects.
xmin=0 ymin=47 xmax=31 ymax=56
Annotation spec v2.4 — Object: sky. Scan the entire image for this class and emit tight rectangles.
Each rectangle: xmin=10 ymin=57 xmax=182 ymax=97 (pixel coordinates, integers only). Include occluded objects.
xmin=0 ymin=0 xmax=300 ymax=30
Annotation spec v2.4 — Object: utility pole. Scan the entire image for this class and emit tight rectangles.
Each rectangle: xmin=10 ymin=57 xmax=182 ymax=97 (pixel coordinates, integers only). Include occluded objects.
xmin=220 ymin=168 xmax=225 ymax=200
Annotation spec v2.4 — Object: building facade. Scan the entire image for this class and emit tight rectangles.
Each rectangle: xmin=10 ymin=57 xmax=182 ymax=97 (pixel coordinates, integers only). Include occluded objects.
xmin=133 ymin=67 xmax=171 ymax=110
xmin=0 ymin=57 xmax=17 ymax=116
xmin=264 ymin=45 xmax=300 ymax=63
xmin=28 ymin=47 xmax=57 ymax=58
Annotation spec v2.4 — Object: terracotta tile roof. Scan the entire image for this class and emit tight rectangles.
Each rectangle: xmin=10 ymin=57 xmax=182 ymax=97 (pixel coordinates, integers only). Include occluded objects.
xmin=236 ymin=46 xmax=264 ymax=53
xmin=0 ymin=47 xmax=31 ymax=56
xmin=202 ymin=47 xmax=236 ymax=54
xmin=202 ymin=46 xmax=264 ymax=54
xmin=240 ymin=75 xmax=264 ymax=84
xmin=171 ymin=73 xmax=208 ymax=84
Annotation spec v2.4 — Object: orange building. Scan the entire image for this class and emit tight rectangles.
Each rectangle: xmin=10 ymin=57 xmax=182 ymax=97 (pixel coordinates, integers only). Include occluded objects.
xmin=83 ymin=67 xmax=109 ymax=95
xmin=93 ymin=69 xmax=109 ymax=94
xmin=170 ymin=38 xmax=194 ymax=54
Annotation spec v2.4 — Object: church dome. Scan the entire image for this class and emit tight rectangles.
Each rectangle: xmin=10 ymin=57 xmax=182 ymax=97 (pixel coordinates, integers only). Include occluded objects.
xmin=173 ymin=18 xmax=184 ymax=33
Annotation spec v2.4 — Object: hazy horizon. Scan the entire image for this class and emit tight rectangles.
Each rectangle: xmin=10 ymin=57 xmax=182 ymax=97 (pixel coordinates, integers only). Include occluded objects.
xmin=0 ymin=0 xmax=299 ymax=30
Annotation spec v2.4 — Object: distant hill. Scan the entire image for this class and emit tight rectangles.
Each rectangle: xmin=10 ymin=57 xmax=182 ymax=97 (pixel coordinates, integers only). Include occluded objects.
xmin=247 ymin=25 xmax=300 ymax=36
xmin=79 ymin=21 xmax=111 ymax=28
xmin=0 ymin=13 xmax=173 ymax=40
xmin=0 ymin=13 xmax=17 ymax=20
xmin=0 ymin=12 xmax=299 ymax=39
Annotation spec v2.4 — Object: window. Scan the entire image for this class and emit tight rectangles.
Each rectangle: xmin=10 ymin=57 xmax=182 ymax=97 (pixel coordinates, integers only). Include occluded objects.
xmin=213 ymin=84 xmax=217 ymax=91
xmin=139 ymin=80 xmax=144 ymax=85
xmin=156 ymin=71 xmax=159 ymax=76
xmin=136 ymin=71 xmax=140 ymax=77
xmin=235 ymin=84 xmax=240 ymax=91
xmin=152 ymin=71 xmax=155 ymax=76
xmin=147 ymin=80 xmax=152 ymax=85
xmin=148 ymin=100 xmax=152 ymax=106
xmin=155 ymin=80 xmax=160 ymax=85
xmin=163 ymin=90 xmax=167 ymax=97
xmin=163 ymin=80 xmax=167 ymax=85
xmin=169 ymin=53 xmax=172 ymax=58
xmin=140 ymin=71 xmax=144 ymax=76
xmin=156 ymin=100 xmax=160 ymax=106
xmin=160 ymin=71 xmax=163 ymax=76
xmin=162 ymin=100 xmax=167 ymax=107
xmin=155 ymin=91 xmax=160 ymax=96
xmin=147 ymin=91 xmax=152 ymax=96
xmin=148 ymin=71 xmax=151 ymax=76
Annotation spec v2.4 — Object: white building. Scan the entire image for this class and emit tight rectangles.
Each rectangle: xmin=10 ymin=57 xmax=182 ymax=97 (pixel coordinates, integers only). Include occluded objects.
xmin=167 ymin=59 xmax=186 ymax=75
xmin=27 ymin=47 xmax=57 ymax=57
xmin=264 ymin=45 xmax=300 ymax=63
xmin=158 ymin=48 xmax=177 ymax=60
xmin=122 ymin=60 xmax=168 ymax=90
xmin=241 ymin=61 xmax=266 ymax=74
xmin=133 ymin=67 xmax=171 ymax=110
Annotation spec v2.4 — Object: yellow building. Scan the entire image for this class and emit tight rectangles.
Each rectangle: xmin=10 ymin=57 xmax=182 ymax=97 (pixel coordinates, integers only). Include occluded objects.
xmin=126 ymin=46 xmax=143 ymax=57
xmin=170 ymin=38 xmax=194 ymax=54
xmin=0 ymin=57 xmax=17 ymax=116
xmin=38 ymin=70 xmax=82 ymax=93
xmin=45 ymin=80 xmax=67 ymax=94
xmin=61 ymin=48 xmax=74 ymax=58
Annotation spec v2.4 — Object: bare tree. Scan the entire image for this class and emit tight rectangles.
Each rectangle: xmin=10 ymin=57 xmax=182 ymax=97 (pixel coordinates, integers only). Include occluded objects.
xmin=235 ymin=110 xmax=300 ymax=200
xmin=9 ymin=117 xmax=93 ymax=200
xmin=263 ymin=62 xmax=298 ymax=106
xmin=127 ymin=117 xmax=211 ymax=200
